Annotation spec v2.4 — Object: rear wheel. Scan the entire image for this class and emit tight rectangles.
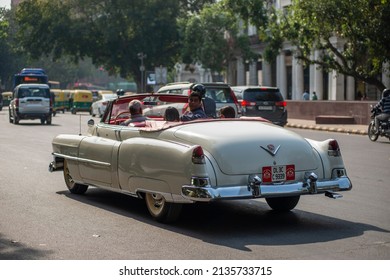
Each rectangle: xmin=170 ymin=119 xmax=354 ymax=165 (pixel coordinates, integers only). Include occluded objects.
xmin=265 ymin=196 xmax=300 ymax=211
xmin=13 ymin=114 xmax=19 ymax=124
xmin=145 ymin=193 xmax=182 ymax=223
xmin=368 ymin=122 xmax=379 ymax=142
xmin=46 ymin=115 xmax=52 ymax=125
xmin=63 ymin=159 xmax=88 ymax=194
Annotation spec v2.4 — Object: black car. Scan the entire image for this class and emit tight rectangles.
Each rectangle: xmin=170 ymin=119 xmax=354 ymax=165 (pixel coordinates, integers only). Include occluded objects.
xmin=232 ymin=86 xmax=287 ymax=126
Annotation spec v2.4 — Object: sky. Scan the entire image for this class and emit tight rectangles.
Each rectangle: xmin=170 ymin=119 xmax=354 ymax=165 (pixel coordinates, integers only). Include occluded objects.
xmin=0 ymin=0 xmax=10 ymax=9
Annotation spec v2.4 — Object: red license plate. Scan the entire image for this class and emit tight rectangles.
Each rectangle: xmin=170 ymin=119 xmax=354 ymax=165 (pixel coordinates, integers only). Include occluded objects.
xmin=262 ymin=165 xmax=295 ymax=183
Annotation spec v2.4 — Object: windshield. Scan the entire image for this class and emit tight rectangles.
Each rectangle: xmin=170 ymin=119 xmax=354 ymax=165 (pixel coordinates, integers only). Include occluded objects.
xmin=18 ymin=87 xmax=50 ymax=98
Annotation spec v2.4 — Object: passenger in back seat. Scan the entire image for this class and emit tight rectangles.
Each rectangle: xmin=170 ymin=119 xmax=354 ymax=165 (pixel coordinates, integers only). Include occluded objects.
xmin=121 ymin=100 xmax=149 ymax=126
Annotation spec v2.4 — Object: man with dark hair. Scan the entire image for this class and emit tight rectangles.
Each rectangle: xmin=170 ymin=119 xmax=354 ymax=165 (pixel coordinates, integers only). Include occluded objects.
xmin=219 ymin=106 xmax=236 ymax=118
xmin=180 ymin=91 xmax=207 ymax=122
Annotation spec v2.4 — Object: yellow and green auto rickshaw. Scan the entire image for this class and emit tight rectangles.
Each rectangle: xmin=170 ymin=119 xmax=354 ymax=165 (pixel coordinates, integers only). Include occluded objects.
xmin=1 ymin=91 xmax=12 ymax=107
xmin=69 ymin=90 xmax=93 ymax=114
xmin=62 ymin=90 xmax=73 ymax=111
xmin=51 ymin=89 xmax=66 ymax=116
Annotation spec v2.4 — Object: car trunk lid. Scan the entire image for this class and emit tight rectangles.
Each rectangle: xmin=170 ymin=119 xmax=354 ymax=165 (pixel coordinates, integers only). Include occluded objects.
xmin=173 ymin=120 xmax=318 ymax=175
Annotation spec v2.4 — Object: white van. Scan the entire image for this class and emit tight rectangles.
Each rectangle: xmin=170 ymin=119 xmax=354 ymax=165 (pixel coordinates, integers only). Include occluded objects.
xmin=9 ymin=84 xmax=52 ymax=125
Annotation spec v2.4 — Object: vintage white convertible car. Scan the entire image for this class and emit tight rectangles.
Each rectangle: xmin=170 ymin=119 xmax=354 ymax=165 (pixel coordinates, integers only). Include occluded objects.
xmin=49 ymin=94 xmax=352 ymax=222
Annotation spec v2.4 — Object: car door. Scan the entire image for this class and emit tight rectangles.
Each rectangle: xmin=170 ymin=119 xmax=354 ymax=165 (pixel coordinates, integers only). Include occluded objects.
xmin=77 ymin=123 xmax=124 ymax=189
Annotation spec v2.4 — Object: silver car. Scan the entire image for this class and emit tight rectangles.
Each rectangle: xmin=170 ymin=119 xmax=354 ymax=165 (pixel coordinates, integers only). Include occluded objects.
xmin=9 ymin=83 xmax=52 ymax=125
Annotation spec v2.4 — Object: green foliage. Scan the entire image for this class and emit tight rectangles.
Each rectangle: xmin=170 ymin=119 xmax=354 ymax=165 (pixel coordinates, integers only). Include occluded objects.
xmin=181 ymin=1 xmax=256 ymax=75
xmin=223 ymin=0 xmax=268 ymax=28
xmin=16 ymin=0 xmax=181 ymax=86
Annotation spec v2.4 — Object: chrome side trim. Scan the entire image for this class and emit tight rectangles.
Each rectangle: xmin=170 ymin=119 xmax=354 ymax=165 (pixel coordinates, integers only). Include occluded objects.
xmin=182 ymin=176 xmax=352 ymax=202
xmin=52 ymin=153 xmax=111 ymax=167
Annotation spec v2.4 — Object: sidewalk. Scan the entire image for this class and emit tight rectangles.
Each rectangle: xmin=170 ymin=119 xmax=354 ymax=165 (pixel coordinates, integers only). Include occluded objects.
xmin=286 ymin=119 xmax=368 ymax=135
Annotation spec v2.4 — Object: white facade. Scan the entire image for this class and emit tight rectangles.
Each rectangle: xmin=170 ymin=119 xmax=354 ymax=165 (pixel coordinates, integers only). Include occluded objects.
xmin=225 ymin=0 xmax=387 ymax=101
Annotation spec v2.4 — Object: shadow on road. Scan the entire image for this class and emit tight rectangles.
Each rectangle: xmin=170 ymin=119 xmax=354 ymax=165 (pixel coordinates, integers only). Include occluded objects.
xmin=57 ymin=188 xmax=389 ymax=253
xmin=0 ymin=233 xmax=53 ymax=260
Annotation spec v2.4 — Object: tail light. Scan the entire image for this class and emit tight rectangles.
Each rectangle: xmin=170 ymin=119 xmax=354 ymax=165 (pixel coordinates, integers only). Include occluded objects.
xmin=15 ymin=98 xmax=19 ymax=107
xmin=241 ymin=100 xmax=256 ymax=107
xmin=192 ymin=146 xmax=205 ymax=164
xmin=328 ymin=139 xmax=341 ymax=156
xmin=275 ymin=101 xmax=287 ymax=107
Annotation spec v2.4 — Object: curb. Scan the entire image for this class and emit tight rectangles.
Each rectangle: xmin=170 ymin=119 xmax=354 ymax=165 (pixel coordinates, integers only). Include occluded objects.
xmin=286 ymin=123 xmax=367 ymax=135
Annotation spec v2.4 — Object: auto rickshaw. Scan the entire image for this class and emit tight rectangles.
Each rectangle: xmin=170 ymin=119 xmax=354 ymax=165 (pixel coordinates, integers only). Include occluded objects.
xmin=62 ymin=90 xmax=73 ymax=111
xmin=1 ymin=91 xmax=12 ymax=107
xmin=69 ymin=89 xmax=93 ymax=114
xmin=51 ymin=89 xmax=66 ymax=116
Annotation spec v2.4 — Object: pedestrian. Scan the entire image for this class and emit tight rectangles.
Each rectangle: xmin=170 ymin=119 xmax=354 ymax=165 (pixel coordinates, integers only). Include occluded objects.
xmin=302 ymin=90 xmax=309 ymax=100
xmin=312 ymin=91 xmax=318 ymax=100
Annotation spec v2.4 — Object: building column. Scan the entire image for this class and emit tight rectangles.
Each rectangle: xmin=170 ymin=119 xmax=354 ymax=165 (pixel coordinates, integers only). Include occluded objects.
xmin=329 ymin=70 xmax=345 ymax=100
xmin=249 ymin=61 xmax=258 ymax=85
xmin=262 ymin=60 xmax=272 ymax=86
xmin=277 ymin=53 xmax=287 ymax=99
xmin=313 ymin=50 xmax=323 ymax=100
xmin=292 ymin=54 xmax=304 ymax=100
xmin=346 ymin=76 xmax=355 ymax=100
xmin=236 ymin=57 xmax=246 ymax=86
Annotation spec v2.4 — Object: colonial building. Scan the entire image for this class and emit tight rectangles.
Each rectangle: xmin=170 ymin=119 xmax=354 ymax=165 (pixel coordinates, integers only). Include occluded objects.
xmin=228 ymin=0 xmax=390 ymax=101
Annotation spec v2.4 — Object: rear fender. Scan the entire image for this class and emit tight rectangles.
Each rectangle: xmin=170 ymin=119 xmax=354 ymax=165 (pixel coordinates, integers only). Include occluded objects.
xmin=117 ymin=138 xmax=210 ymax=197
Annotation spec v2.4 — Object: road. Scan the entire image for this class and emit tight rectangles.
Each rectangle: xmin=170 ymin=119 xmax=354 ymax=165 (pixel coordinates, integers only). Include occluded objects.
xmin=0 ymin=110 xmax=389 ymax=260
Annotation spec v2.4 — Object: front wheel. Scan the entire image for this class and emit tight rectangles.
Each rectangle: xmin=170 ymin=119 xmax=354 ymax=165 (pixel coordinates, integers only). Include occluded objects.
xmin=265 ymin=196 xmax=300 ymax=211
xmin=63 ymin=159 xmax=88 ymax=194
xmin=368 ymin=122 xmax=379 ymax=142
xmin=145 ymin=193 xmax=182 ymax=223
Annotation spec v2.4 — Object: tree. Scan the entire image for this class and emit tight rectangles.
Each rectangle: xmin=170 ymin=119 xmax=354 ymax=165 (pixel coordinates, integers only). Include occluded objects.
xmin=0 ymin=7 xmax=27 ymax=90
xmin=180 ymin=1 xmax=256 ymax=78
xmin=270 ymin=0 xmax=390 ymax=91
xmin=16 ymin=0 xmax=181 ymax=91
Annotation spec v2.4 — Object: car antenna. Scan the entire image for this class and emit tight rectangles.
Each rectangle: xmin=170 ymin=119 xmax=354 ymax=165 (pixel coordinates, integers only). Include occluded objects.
xmin=79 ymin=115 xmax=82 ymax=136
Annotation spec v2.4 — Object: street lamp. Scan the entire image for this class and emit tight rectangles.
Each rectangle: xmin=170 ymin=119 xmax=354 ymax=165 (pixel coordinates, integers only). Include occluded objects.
xmin=137 ymin=52 xmax=147 ymax=92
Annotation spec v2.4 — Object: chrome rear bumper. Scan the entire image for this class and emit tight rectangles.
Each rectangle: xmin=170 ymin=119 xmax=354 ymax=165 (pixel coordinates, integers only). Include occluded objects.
xmin=182 ymin=176 xmax=352 ymax=202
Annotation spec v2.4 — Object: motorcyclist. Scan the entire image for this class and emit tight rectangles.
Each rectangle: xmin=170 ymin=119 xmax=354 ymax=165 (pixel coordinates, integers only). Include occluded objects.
xmin=373 ymin=88 xmax=390 ymax=133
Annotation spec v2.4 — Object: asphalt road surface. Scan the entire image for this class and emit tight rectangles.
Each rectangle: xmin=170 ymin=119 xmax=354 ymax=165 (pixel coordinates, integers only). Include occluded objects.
xmin=0 ymin=110 xmax=389 ymax=260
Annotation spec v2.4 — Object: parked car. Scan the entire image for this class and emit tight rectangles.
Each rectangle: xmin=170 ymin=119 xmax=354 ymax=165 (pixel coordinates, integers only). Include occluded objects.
xmin=90 ymin=93 xmax=117 ymax=117
xmin=49 ymin=93 xmax=352 ymax=223
xmin=9 ymin=83 xmax=52 ymax=125
xmin=157 ymin=82 xmax=240 ymax=118
xmin=232 ymin=86 xmax=287 ymax=126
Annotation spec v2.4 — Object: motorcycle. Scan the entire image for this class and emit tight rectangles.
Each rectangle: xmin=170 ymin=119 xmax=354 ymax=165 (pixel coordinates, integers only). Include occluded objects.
xmin=368 ymin=105 xmax=390 ymax=141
